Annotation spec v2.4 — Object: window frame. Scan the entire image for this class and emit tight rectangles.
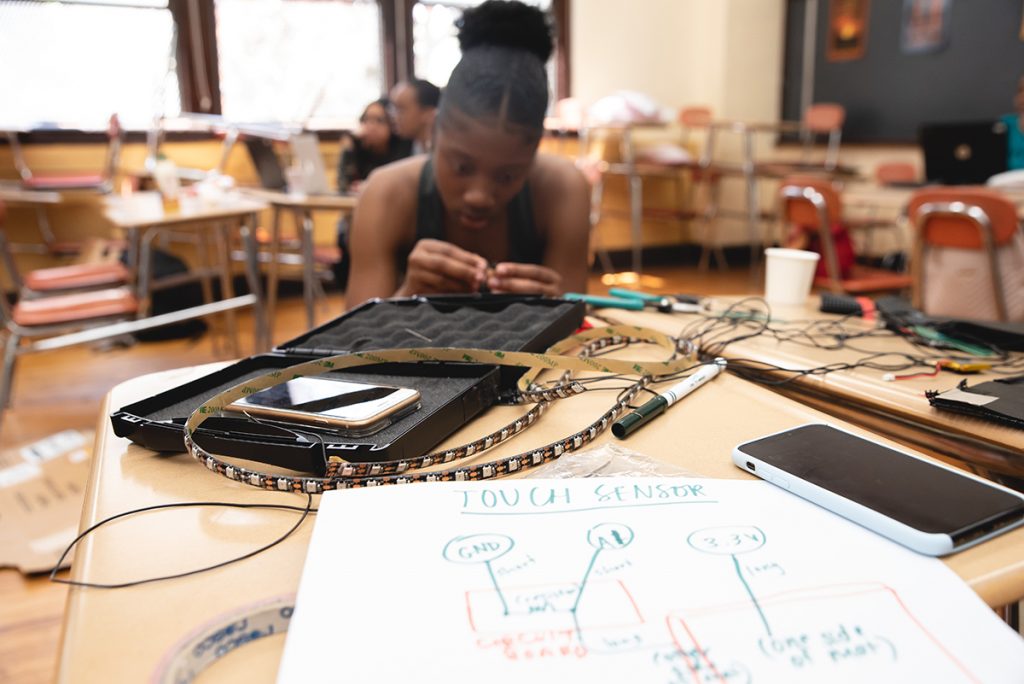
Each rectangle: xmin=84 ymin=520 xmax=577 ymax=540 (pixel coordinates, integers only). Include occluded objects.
xmin=2 ymin=0 xmax=570 ymax=144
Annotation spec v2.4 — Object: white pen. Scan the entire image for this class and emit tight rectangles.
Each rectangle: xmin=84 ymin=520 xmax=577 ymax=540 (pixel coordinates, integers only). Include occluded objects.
xmin=612 ymin=358 xmax=727 ymax=438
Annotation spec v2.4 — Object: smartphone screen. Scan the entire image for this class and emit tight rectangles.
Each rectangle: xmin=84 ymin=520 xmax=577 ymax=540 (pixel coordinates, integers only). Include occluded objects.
xmin=227 ymin=377 xmax=420 ymax=433
xmin=738 ymin=424 xmax=1024 ymax=539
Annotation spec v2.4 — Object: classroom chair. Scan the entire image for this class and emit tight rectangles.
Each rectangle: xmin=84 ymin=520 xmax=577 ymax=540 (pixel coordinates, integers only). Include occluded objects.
xmin=0 ymin=284 xmax=140 ymax=412
xmin=908 ymin=187 xmax=1024 ymax=322
xmin=875 ymin=161 xmax=919 ymax=186
xmin=838 ymin=161 xmax=920 ymax=258
xmin=778 ymin=176 xmax=913 ymax=295
xmin=630 ymin=106 xmax=728 ymax=268
xmin=5 ymin=114 xmax=124 ymax=256
xmin=0 ymin=208 xmax=128 ymax=300
xmin=755 ymin=103 xmax=847 ymax=177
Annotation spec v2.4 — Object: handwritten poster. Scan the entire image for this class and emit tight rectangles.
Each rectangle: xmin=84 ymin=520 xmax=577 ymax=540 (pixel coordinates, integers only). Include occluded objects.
xmin=278 ymin=478 xmax=1024 ymax=683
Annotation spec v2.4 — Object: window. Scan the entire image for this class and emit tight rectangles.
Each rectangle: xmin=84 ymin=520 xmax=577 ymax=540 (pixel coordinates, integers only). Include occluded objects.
xmin=215 ymin=0 xmax=382 ymax=127
xmin=411 ymin=0 xmax=556 ymax=94
xmin=0 ymin=0 xmax=180 ymax=130
xmin=0 ymin=0 xmax=570 ymax=133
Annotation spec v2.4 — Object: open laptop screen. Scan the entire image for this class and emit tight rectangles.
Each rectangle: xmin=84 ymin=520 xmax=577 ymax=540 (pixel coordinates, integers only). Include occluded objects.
xmin=920 ymin=121 xmax=1008 ymax=185
xmin=243 ymin=137 xmax=287 ymax=190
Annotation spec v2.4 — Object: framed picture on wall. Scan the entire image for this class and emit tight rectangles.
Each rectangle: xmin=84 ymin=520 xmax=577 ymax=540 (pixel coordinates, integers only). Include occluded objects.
xmin=901 ymin=0 xmax=951 ymax=54
xmin=827 ymin=0 xmax=870 ymax=62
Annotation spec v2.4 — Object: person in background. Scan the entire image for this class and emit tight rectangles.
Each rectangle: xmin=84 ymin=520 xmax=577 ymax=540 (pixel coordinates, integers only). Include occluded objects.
xmin=334 ymin=98 xmax=412 ymax=287
xmin=337 ymin=98 xmax=411 ymax=194
xmin=1001 ymin=75 xmax=1024 ymax=171
xmin=391 ymin=78 xmax=441 ymax=155
xmin=344 ymin=0 xmax=590 ymax=307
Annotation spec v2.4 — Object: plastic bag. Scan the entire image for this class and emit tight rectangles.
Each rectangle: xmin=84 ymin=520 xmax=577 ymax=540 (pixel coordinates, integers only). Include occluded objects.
xmin=523 ymin=442 xmax=698 ymax=479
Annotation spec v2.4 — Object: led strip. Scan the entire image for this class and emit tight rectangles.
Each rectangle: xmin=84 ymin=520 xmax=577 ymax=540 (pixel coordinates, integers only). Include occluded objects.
xmin=184 ymin=325 xmax=694 ymax=491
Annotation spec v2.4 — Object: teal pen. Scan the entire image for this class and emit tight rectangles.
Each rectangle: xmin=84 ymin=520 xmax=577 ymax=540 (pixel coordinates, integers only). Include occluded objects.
xmin=608 ymin=288 xmax=663 ymax=303
xmin=563 ymin=293 xmax=644 ymax=310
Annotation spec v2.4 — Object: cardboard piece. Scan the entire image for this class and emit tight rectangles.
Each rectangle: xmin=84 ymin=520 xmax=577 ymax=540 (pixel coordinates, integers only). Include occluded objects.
xmin=0 ymin=430 xmax=93 ymax=574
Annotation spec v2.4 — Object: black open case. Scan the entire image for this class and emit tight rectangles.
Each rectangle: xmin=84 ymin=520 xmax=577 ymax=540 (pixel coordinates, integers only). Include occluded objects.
xmin=110 ymin=295 xmax=584 ymax=475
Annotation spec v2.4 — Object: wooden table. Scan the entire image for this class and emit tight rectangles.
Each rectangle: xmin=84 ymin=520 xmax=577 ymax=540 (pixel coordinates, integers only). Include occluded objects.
xmin=239 ymin=188 xmax=357 ymax=339
xmin=842 ymin=182 xmax=1024 ymax=218
xmin=609 ymin=300 xmax=1024 ymax=482
xmin=0 ymin=182 xmax=62 ymax=206
xmin=103 ymin=194 xmax=270 ymax=353
xmin=56 ymin=347 xmax=1024 ymax=682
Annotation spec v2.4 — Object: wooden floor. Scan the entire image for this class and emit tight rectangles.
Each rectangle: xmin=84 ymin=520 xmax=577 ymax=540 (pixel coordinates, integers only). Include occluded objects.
xmin=0 ymin=264 xmax=756 ymax=684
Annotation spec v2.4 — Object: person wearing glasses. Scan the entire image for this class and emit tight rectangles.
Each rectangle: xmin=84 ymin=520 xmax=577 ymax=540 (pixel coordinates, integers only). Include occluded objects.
xmin=337 ymin=98 xmax=411 ymax=195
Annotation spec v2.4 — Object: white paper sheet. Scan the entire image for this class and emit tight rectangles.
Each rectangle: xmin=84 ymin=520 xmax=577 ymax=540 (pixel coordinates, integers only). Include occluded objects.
xmin=278 ymin=478 xmax=1024 ymax=683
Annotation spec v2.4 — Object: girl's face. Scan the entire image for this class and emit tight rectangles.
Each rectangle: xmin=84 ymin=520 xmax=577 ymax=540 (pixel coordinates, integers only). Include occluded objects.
xmin=432 ymin=111 xmax=538 ymax=231
xmin=359 ymin=103 xmax=392 ymax=150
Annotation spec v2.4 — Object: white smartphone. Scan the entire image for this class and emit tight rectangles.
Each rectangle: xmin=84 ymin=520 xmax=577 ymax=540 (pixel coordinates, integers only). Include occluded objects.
xmin=732 ymin=423 xmax=1024 ymax=556
xmin=224 ymin=377 xmax=420 ymax=437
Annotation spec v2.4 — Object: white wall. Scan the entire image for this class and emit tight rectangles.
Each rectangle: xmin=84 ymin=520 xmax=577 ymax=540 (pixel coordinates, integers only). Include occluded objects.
xmin=571 ymin=0 xmax=917 ymax=250
xmin=571 ymin=0 xmax=695 ymax=110
xmin=571 ymin=0 xmax=783 ymax=120
xmin=572 ymin=0 xmax=788 ymax=246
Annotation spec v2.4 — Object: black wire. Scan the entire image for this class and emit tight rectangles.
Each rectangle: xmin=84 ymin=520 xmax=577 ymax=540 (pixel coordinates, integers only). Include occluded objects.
xmin=50 ymin=495 xmax=315 ymax=590
xmin=670 ymin=296 xmax=1024 ymax=384
xmin=52 ymin=415 xmax=331 ymax=590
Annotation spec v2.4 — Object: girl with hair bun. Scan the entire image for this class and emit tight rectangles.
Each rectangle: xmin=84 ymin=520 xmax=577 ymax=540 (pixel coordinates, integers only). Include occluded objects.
xmin=344 ymin=0 xmax=590 ymax=307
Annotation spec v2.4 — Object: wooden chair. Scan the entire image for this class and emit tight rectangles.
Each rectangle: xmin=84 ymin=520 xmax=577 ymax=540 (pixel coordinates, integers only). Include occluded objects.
xmin=778 ymin=176 xmax=913 ymax=295
xmin=908 ymin=188 xmax=1024 ymax=321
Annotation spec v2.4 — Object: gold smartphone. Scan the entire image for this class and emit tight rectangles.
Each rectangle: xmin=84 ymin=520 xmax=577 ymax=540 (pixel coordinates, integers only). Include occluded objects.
xmin=224 ymin=377 xmax=421 ymax=436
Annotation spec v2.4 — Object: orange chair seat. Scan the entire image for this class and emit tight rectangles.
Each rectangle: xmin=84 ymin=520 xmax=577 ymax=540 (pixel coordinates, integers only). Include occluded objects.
xmin=12 ymin=288 xmax=138 ymax=326
xmin=23 ymin=261 xmax=129 ymax=291
xmin=314 ymin=246 xmax=341 ymax=265
xmin=23 ymin=174 xmax=106 ymax=190
xmin=814 ymin=266 xmax=912 ymax=295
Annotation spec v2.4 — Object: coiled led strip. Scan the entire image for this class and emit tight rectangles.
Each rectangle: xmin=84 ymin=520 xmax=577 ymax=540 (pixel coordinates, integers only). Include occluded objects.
xmin=184 ymin=325 xmax=692 ymax=491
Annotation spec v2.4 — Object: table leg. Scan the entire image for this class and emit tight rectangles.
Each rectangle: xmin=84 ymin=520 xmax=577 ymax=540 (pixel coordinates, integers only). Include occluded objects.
xmin=743 ymin=129 xmax=761 ymax=266
xmin=135 ymin=227 xmax=158 ymax=318
xmin=126 ymin=224 xmax=141 ymax=299
xmin=214 ymin=221 xmax=241 ymax=358
xmin=624 ymin=127 xmax=643 ymax=275
xmin=265 ymin=206 xmax=283 ymax=344
xmin=299 ymin=208 xmax=316 ymax=329
xmin=197 ymin=227 xmax=222 ymax=356
xmin=240 ymin=213 xmax=268 ymax=352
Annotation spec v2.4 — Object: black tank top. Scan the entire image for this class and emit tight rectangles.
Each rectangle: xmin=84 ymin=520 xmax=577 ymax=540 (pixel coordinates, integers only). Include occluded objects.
xmin=414 ymin=157 xmax=545 ymax=264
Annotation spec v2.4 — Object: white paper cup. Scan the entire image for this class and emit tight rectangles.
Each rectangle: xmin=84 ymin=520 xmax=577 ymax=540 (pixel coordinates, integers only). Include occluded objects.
xmin=764 ymin=248 xmax=820 ymax=305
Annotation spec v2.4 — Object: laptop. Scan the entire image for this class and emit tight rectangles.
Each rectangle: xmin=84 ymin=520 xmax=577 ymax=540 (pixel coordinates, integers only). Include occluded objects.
xmin=919 ymin=121 xmax=1008 ymax=185
xmin=288 ymin=133 xmax=330 ymax=195
xmin=243 ymin=137 xmax=287 ymax=190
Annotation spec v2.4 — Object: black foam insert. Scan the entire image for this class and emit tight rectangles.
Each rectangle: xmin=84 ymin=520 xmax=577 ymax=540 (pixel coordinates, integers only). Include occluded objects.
xmin=285 ymin=301 xmax=578 ymax=354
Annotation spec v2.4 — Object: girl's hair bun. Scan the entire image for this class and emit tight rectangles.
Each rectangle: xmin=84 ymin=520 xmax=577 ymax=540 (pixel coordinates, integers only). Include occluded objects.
xmin=456 ymin=1 xmax=553 ymax=63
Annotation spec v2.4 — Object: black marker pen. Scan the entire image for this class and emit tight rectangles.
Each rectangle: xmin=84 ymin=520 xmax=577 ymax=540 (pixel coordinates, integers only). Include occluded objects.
xmin=612 ymin=358 xmax=727 ymax=438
